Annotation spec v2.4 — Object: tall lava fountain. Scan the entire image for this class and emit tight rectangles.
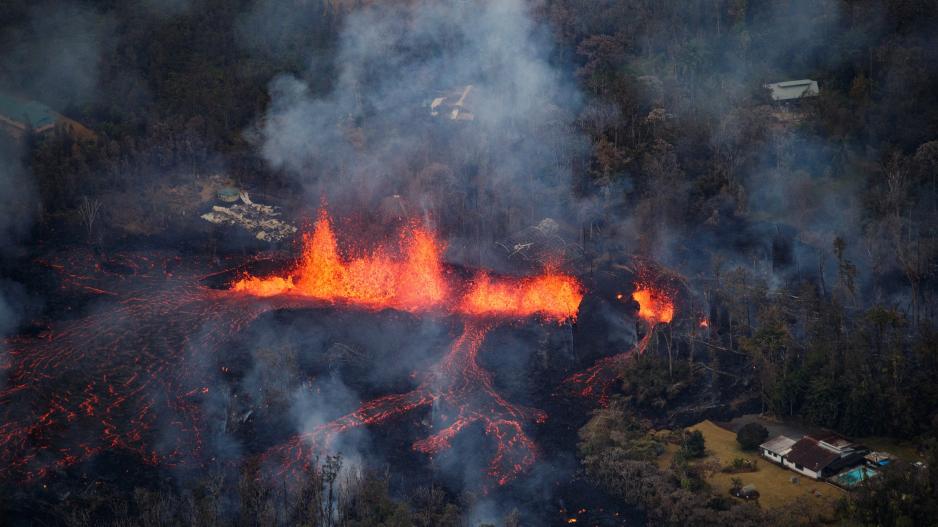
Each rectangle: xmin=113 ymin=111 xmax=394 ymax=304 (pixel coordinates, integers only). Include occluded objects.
xmin=233 ymin=208 xmax=583 ymax=487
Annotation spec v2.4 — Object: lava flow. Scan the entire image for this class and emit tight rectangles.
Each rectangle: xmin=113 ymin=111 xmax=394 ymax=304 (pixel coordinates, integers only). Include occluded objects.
xmin=0 ymin=252 xmax=305 ymax=482
xmin=263 ymin=320 xmax=550 ymax=487
xmin=563 ymin=281 xmax=675 ymax=406
xmin=242 ymin=208 xmax=583 ymax=487
xmin=1 ymin=209 xmax=583 ymax=488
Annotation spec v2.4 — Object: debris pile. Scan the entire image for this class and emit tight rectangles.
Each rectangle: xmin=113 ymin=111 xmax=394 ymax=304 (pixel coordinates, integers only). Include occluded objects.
xmin=498 ymin=218 xmax=582 ymax=266
xmin=201 ymin=192 xmax=297 ymax=242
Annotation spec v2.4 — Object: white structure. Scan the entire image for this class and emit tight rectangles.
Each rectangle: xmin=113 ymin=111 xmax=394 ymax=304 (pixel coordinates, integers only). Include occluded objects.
xmin=430 ymin=85 xmax=475 ymax=121
xmin=764 ymin=79 xmax=820 ymax=101
xmin=782 ymin=434 xmax=866 ymax=480
xmin=759 ymin=435 xmax=797 ymax=465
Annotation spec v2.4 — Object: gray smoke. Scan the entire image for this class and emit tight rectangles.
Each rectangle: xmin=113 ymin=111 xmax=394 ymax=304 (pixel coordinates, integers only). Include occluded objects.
xmin=0 ymin=2 xmax=114 ymax=111
xmin=0 ymin=137 xmax=36 ymax=390
xmin=0 ymin=138 xmax=35 ymax=248
xmin=594 ymin=0 xmax=877 ymax=293
xmin=246 ymin=0 xmax=586 ymax=254
xmin=239 ymin=2 xmax=590 ymax=502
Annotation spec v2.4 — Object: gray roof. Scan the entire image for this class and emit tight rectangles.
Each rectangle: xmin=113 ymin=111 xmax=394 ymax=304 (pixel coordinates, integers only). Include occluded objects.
xmin=760 ymin=435 xmax=797 ymax=455
xmin=764 ymin=79 xmax=819 ymax=101
xmin=0 ymin=93 xmax=57 ymax=129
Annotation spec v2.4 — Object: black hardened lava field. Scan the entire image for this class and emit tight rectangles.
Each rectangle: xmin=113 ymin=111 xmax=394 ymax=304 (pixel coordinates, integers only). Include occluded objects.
xmin=2 ymin=1 xmax=938 ymax=526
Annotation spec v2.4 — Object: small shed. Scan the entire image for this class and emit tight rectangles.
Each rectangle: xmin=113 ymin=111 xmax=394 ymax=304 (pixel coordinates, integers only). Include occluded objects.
xmin=764 ymin=79 xmax=819 ymax=101
xmin=864 ymin=451 xmax=896 ymax=467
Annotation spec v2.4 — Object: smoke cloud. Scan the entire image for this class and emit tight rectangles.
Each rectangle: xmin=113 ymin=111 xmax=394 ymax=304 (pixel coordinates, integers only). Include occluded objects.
xmin=0 ymin=135 xmax=36 ymax=391
xmin=0 ymin=2 xmax=114 ymax=111
xmin=246 ymin=0 xmax=586 ymax=255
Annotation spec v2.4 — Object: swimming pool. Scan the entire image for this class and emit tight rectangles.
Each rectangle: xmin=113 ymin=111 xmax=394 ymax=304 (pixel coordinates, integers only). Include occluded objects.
xmin=834 ymin=466 xmax=879 ymax=487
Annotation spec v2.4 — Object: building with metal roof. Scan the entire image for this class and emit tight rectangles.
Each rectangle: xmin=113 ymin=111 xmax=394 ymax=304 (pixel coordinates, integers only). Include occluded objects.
xmin=0 ymin=92 xmax=96 ymax=141
xmin=0 ymin=93 xmax=58 ymax=135
xmin=759 ymin=435 xmax=797 ymax=465
xmin=764 ymin=79 xmax=820 ymax=101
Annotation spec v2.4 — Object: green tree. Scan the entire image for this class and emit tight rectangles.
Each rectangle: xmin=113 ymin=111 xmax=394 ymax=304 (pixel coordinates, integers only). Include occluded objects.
xmin=681 ymin=429 xmax=706 ymax=459
xmin=736 ymin=422 xmax=769 ymax=451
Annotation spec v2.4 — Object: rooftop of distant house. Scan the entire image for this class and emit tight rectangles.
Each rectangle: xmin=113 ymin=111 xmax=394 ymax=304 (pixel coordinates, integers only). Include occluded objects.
xmin=760 ymin=435 xmax=797 ymax=456
xmin=0 ymin=92 xmax=96 ymax=141
xmin=0 ymin=92 xmax=58 ymax=131
xmin=785 ymin=436 xmax=842 ymax=472
xmin=764 ymin=79 xmax=820 ymax=101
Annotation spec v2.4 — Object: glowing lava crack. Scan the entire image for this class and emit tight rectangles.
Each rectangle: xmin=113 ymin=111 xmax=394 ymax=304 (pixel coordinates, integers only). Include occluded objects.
xmin=262 ymin=321 xmax=548 ymax=487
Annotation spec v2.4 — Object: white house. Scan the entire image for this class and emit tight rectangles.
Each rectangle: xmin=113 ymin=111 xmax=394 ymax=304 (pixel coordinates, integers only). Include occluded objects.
xmin=759 ymin=435 xmax=796 ymax=465
xmin=763 ymin=79 xmax=820 ymax=101
xmin=782 ymin=434 xmax=867 ymax=480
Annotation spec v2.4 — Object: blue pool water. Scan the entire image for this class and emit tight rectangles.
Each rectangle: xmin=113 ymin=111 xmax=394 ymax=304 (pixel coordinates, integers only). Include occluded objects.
xmin=837 ymin=466 xmax=878 ymax=487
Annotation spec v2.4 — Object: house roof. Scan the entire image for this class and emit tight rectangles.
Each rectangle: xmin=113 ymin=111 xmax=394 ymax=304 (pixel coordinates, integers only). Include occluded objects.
xmin=815 ymin=433 xmax=861 ymax=453
xmin=785 ymin=437 xmax=841 ymax=472
xmin=760 ymin=435 xmax=797 ymax=456
xmin=0 ymin=93 xmax=57 ymax=129
xmin=764 ymin=79 xmax=819 ymax=101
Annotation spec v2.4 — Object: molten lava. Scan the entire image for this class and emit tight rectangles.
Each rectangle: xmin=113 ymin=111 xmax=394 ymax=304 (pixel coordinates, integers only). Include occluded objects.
xmin=1 ymin=209 xmax=583 ymax=488
xmin=563 ymin=280 xmax=676 ymax=405
xmin=244 ymin=208 xmax=583 ymax=487
xmin=631 ymin=286 xmax=674 ymax=325
xmin=265 ymin=321 xmax=547 ymax=488
xmin=234 ymin=208 xmax=583 ymax=322
xmin=233 ymin=209 xmax=449 ymax=312
xmin=458 ymin=272 xmax=583 ymax=322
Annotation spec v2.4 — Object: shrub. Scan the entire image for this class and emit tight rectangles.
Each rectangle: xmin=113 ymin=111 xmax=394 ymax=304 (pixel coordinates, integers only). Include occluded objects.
xmin=681 ymin=429 xmax=706 ymax=458
xmin=722 ymin=457 xmax=759 ymax=473
xmin=736 ymin=422 xmax=769 ymax=451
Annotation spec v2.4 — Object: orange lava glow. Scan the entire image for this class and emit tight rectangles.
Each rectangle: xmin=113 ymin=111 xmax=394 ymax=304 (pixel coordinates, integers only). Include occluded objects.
xmin=234 ymin=208 xmax=584 ymax=486
xmin=632 ymin=286 xmax=674 ymax=325
xmin=563 ymin=279 xmax=677 ymax=405
xmin=458 ymin=272 xmax=583 ymax=322
xmin=233 ymin=209 xmax=449 ymax=312
xmin=233 ymin=208 xmax=583 ymax=321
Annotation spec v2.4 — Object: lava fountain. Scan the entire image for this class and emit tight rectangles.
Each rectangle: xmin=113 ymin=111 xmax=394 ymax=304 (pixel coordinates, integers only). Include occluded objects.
xmin=235 ymin=209 xmax=583 ymax=487
xmin=232 ymin=209 xmax=449 ymax=312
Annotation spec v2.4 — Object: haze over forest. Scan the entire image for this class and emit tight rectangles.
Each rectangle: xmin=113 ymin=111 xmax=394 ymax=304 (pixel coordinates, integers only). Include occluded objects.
xmin=1 ymin=1 xmax=937 ymax=526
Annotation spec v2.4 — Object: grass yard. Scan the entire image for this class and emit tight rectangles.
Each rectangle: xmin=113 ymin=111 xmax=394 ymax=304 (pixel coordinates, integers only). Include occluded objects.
xmin=664 ymin=420 xmax=845 ymax=516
